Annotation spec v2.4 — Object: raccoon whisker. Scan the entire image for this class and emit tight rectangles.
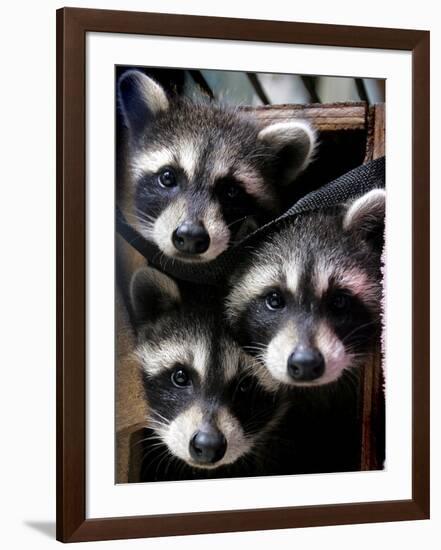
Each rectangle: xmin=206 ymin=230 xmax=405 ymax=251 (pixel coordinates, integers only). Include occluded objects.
xmin=140 ymin=444 xmax=168 ymax=465
xmin=150 ymin=411 xmax=171 ymax=424
xmin=160 ymin=253 xmax=178 ymax=272
xmin=133 ymin=208 xmax=157 ymax=223
xmin=238 ymin=451 xmax=256 ymax=473
xmin=145 ymin=418 xmax=167 ymax=429
xmin=341 ymin=367 xmax=360 ymax=383
xmin=226 ymin=215 xmax=252 ymax=229
xmin=142 ymin=445 xmax=168 ymax=469
xmin=175 ymin=457 xmax=188 ymax=480
xmin=145 ymin=417 xmax=168 ymax=429
xmin=244 ymin=350 xmax=267 ymax=363
xmin=145 ymin=425 xmax=166 ymax=436
xmin=163 ymin=453 xmax=177 ymax=480
xmin=341 ymin=320 xmax=379 ymax=344
xmin=243 ymin=343 xmax=268 ymax=353
xmin=136 ymin=443 xmax=165 ymax=460
xmin=136 ymin=222 xmax=155 ymax=239
xmin=158 ymin=251 xmax=174 ymax=272
xmin=127 ymin=210 xmax=156 ymax=229
xmin=125 ymin=210 xmax=157 ymax=226
xmin=336 ymin=371 xmax=359 ymax=394
xmin=154 ymin=449 xmax=174 ymax=479
xmin=347 ymin=353 xmax=371 ymax=364
xmin=132 ymin=435 xmax=164 ymax=448
xmin=132 ymin=439 xmax=164 ymax=456
xmin=150 ymin=249 xmax=170 ymax=272
xmin=243 ymin=410 xmax=280 ymax=433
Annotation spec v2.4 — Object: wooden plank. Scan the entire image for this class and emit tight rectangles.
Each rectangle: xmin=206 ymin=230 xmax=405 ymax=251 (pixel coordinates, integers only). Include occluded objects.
xmin=364 ymin=103 xmax=386 ymax=162
xmin=241 ymin=102 xmax=368 ymax=131
xmin=361 ymin=103 xmax=385 ymax=470
xmin=360 ymin=347 xmax=384 ymax=470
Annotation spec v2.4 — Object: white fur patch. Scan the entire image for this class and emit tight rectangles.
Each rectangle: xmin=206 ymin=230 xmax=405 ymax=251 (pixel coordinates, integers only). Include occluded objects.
xmin=136 ymin=73 xmax=169 ymax=115
xmin=211 ymin=157 xmax=229 ymax=181
xmin=151 ymin=197 xmax=187 ymax=256
xmin=226 ymin=250 xmax=300 ymax=320
xmin=257 ymin=120 xmax=316 ymax=180
xmin=313 ymin=260 xmax=379 ymax=308
xmin=337 ymin=268 xmax=379 ymax=307
xmin=262 ymin=319 xmax=352 ymax=388
xmin=313 ymin=321 xmax=352 ymax=385
xmin=226 ymin=261 xmax=282 ymax=320
xmin=234 ymin=166 xmax=277 ymax=210
xmin=160 ymin=404 xmax=203 ymax=465
xmin=192 ymin=340 xmax=210 ymax=378
xmin=200 ymin=202 xmax=231 ymax=261
xmin=313 ymin=262 xmax=332 ymax=297
xmin=344 ymin=189 xmax=386 ymax=233
xmin=119 ymin=71 xmax=169 ymax=128
xmin=131 ymin=149 xmax=175 ymax=179
xmin=159 ymin=405 xmax=252 ymax=470
xmin=218 ymin=341 xmax=243 ymax=382
xmin=136 ymin=334 xmax=209 ymax=379
xmin=151 ymin=198 xmax=231 ymax=262
xmin=178 ymin=140 xmax=200 ymax=180
xmin=285 ymin=263 xmax=299 ymax=295
xmin=135 ymin=338 xmax=192 ymax=377
xmin=264 ymin=321 xmax=298 ymax=386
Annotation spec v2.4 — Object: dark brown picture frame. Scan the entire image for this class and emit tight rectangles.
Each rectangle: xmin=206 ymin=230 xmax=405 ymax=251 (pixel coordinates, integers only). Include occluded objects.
xmin=56 ymin=7 xmax=430 ymax=543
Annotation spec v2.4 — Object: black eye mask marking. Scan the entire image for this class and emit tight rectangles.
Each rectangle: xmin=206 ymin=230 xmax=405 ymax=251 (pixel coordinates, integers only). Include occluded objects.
xmin=142 ymin=364 xmax=199 ymax=424
xmin=214 ymin=177 xmax=267 ymax=239
xmin=323 ymin=287 xmax=378 ymax=350
xmin=229 ymin=373 xmax=279 ymax=435
xmin=134 ymin=165 xmax=186 ymax=221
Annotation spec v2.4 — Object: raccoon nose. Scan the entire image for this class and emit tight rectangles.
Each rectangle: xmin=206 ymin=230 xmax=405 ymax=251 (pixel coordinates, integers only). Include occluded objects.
xmin=287 ymin=346 xmax=325 ymax=382
xmin=190 ymin=427 xmax=227 ymax=464
xmin=172 ymin=221 xmax=210 ymax=254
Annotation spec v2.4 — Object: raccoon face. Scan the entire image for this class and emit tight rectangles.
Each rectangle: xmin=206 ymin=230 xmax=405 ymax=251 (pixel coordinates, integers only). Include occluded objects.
xmin=226 ymin=189 xmax=385 ymax=389
xmin=130 ymin=266 xmax=286 ymax=470
xmin=118 ymin=70 xmax=316 ymax=262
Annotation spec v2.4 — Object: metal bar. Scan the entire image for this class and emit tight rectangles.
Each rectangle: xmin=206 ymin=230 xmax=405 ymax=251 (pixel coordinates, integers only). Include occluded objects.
xmin=300 ymin=76 xmax=320 ymax=103
xmin=189 ymin=70 xmax=214 ymax=98
xmin=355 ymin=78 xmax=369 ymax=103
xmin=246 ymin=73 xmax=270 ymax=105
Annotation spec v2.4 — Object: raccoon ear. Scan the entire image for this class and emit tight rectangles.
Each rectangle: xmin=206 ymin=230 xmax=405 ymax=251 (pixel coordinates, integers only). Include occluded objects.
xmin=130 ymin=266 xmax=180 ymax=324
xmin=343 ymin=189 xmax=386 ymax=245
xmin=118 ymin=71 xmax=169 ymax=137
xmin=257 ymin=121 xmax=316 ymax=184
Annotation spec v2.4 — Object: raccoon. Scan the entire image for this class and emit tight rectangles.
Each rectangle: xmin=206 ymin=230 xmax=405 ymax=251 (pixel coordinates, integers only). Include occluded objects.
xmin=225 ymin=189 xmax=385 ymax=389
xmin=118 ymin=70 xmax=316 ymax=263
xmin=129 ymin=266 xmax=288 ymax=480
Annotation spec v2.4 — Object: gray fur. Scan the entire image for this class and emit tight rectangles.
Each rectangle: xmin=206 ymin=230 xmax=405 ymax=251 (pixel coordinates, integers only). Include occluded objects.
xmin=226 ymin=189 xmax=385 ymax=388
xmin=118 ymin=71 xmax=315 ymax=262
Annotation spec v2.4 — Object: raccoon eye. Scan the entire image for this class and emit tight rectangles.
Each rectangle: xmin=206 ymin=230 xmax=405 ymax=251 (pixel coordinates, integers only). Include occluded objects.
xmin=225 ymin=183 xmax=241 ymax=199
xmin=218 ymin=179 xmax=243 ymax=201
xmin=171 ymin=366 xmax=191 ymax=388
xmin=329 ymin=291 xmax=352 ymax=314
xmin=158 ymin=168 xmax=177 ymax=188
xmin=265 ymin=290 xmax=285 ymax=311
xmin=238 ymin=376 xmax=253 ymax=393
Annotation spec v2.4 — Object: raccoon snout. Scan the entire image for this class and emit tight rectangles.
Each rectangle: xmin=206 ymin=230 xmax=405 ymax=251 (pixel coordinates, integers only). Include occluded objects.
xmin=189 ymin=425 xmax=227 ymax=465
xmin=172 ymin=221 xmax=210 ymax=255
xmin=287 ymin=345 xmax=325 ymax=382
